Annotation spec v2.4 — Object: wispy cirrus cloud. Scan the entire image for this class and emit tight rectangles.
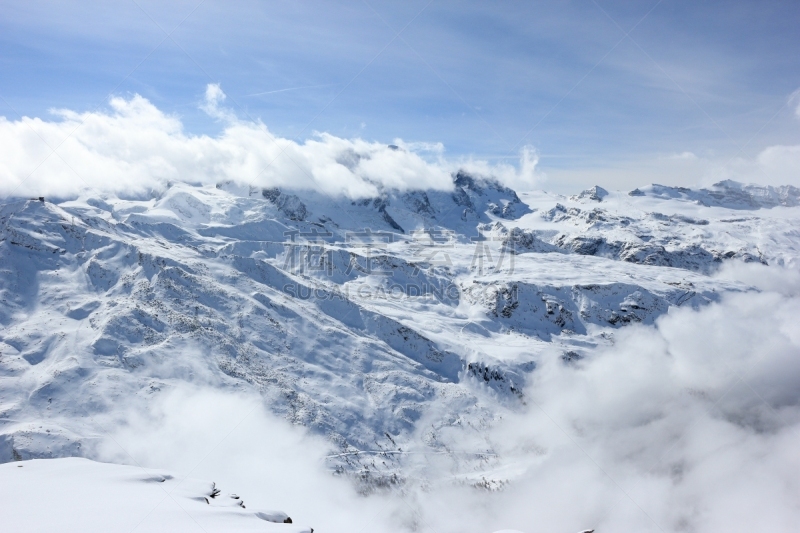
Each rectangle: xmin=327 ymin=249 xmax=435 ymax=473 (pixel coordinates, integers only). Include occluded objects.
xmin=790 ymin=88 xmax=800 ymax=118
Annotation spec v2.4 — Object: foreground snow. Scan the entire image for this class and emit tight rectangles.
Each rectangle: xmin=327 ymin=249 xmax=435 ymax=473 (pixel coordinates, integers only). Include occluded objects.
xmin=0 ymin=458 xmax=311 ymax=533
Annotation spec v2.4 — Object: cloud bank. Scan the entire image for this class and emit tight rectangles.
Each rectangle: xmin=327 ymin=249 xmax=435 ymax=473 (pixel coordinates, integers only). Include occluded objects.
xmin=542 ymin=89 xmax=800 ymax=193
xmin=0 ymin=84 xmax=541 ymax=200
xmin=401 ymin=263 xmax=800 ymax=533
xmin=95 ymin=263 xmax=800 ymax=533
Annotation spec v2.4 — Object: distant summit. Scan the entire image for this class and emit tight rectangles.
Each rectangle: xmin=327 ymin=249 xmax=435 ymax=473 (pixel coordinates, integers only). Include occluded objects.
xmin=632 ymin=180 xmax=800 ymax=210
xmin=572 ymin=185 xmax=609 ymax=202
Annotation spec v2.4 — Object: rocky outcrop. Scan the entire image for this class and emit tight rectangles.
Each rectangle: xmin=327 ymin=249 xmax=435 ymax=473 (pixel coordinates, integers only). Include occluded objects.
xmin=262 ymin=188 xmax=308 ymax=221
xmin=572 ymin=185 xmax=609 ymax=202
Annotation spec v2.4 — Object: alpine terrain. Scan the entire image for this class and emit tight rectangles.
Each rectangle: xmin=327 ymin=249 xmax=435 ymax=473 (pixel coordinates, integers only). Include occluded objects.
xmin=1 ymin=173 xmax=799 ymax=531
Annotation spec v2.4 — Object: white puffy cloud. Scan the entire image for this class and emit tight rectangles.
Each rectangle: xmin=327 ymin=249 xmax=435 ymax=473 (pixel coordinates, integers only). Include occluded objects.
xmin=200 ymin=82 xmax=236 ymax=122
xmin=97 ymin=385 xmax=397 ymax=533
xmin=406 ymin=265 xmax=800 ymax=533
xmin=96 ymin=264 xmax=800 ymax=533
xmin=544 ymin=90 xmax=800 ymax=192
xmin=458 ymin=146 xmax=542 ymax=191
xmin=0 ymin=85 xmax=543 ymax=200
xmin=546 ymin=144 xmax=800 ymax=193
xmin=677 ymin=144 xmax=800 ymax=189
xmin=753 ymin=143 xmax=800 ymax=184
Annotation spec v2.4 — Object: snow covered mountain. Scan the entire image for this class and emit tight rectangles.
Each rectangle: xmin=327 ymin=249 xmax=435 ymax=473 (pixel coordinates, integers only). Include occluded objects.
xmin=1 ymin=174 xmax=798 ymax=501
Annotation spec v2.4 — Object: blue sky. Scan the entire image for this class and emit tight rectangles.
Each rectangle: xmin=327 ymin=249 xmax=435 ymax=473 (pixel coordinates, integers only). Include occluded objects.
xmin=1 ymin=0 xmax=799 ymax=191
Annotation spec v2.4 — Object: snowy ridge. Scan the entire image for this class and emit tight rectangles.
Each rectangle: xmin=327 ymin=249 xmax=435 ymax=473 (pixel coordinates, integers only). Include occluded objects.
xmin=630 ymin=179 xmax=800 ymax=209
xmin=512 ymin=183 xmax=798 ymax=272
xmin=0 ymin=175 xmax=798 ymax=494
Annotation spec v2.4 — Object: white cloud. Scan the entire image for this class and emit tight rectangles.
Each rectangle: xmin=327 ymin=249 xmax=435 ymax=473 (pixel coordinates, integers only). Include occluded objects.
xmin=754 ymin=143 xmax=800 ymax=183
xmin=790 ymin=88 xmax=800 ymax=118
xmin=200 ymin=82 xmax=236 ymax=122
xmin=688 ymin=144 xmax=800 ymax=188
xmin=96 ymin=385 xmax=396 ymax=533
xmin=86 ymin=262 xmax=800 ymax=533
xmin=458 ymin=146 xmax=543 ymax=191
xmin=0 ymin=85 xmax=543 ymax=200
xmin=669 ymin=151 xmax=698 ymax=160
xmin=545 ymin=144 xmax=800 ymax=193
xmin=408 ymin=267 xmax=800 ymax=533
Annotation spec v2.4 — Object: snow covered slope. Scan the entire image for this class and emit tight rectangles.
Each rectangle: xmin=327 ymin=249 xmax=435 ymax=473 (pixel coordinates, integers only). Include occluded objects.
xmin=0 ymin=176 xmax=798 ymax=495
xmin=0 ymin=458 xmax=311 ymax=533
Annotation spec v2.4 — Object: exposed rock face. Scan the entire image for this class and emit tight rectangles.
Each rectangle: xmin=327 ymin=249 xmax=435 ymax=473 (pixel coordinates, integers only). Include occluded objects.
xmin=351 ymin=196 xmax=405 ymax=232
xmin=452 ymin=170 xmax=529 ymax=220
xmin=549 ymin=234 xmax=729 ymax=272
xmin=402 ymin=191 xmax=435 ymax=217
xmin=572 ymin=185 xmax=609 ymax=202
xmin=502 ymin=228 xmax=559 ymax=254
xmin=524 ymin=195 xmax=775 ymax=273
xmin=466 ymin=361 xmax=525 ymax=398
xmin=262 ymin=188 xmax=308 ymax=221
xmin=462 ymin=280 xmax=712 ymax=340
xmin=640 ymin=180 xmax=800 ymax=209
